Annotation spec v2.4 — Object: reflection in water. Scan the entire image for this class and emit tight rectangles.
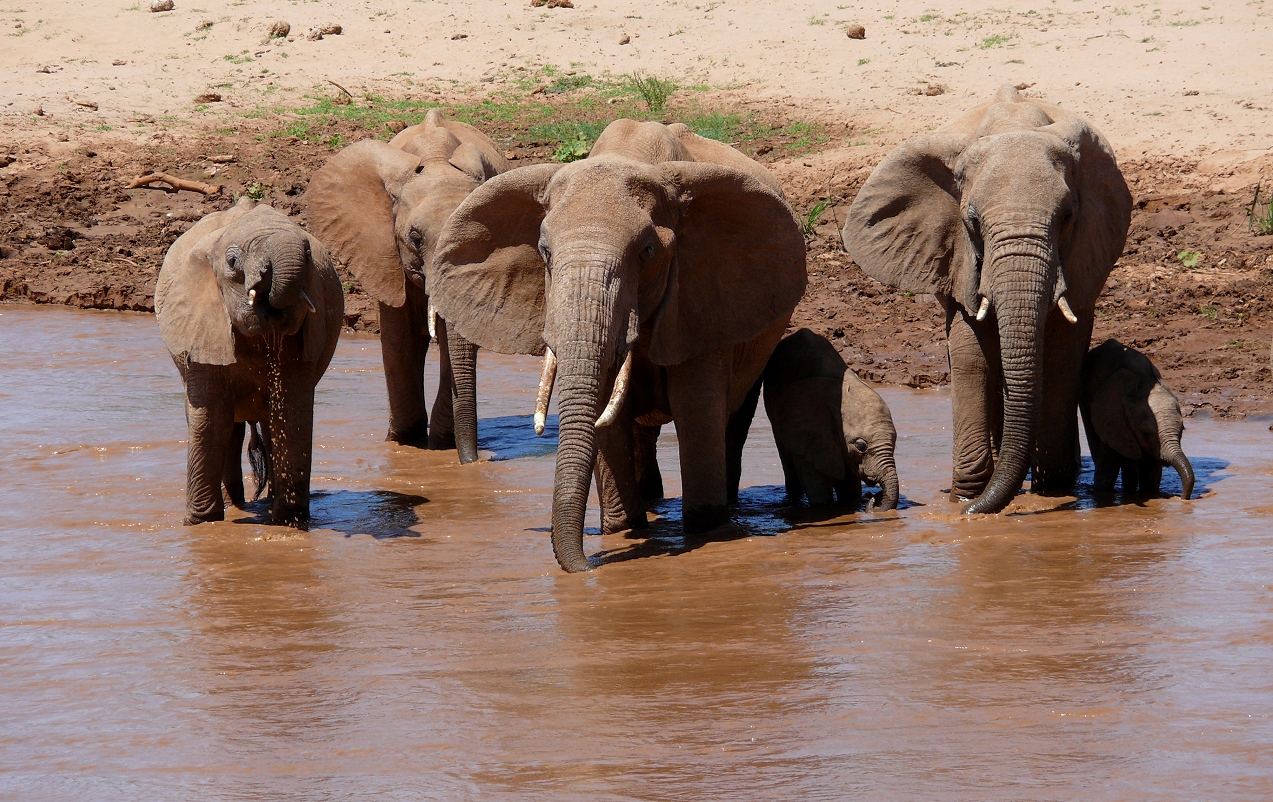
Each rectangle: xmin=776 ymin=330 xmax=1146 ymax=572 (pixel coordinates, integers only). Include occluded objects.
xmin=2 ymin=307 xmax=1272 ymax=799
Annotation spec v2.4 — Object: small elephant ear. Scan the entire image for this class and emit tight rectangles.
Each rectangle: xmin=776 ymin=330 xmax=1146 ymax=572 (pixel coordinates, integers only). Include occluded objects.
xmin=1090 ymin=366 xmax=1148 ymax=459
xmin=306 ymin=140 xmax=420 ymax=308
xmin=155 ymin=208 xmax=246 ymax=366
xmin=769 ymin=377 xmax=848 ymax=481
xmin=428 ymin=163 xmax=563 ymax=355
xmin=1042 ymin=115 xmax=1133 ymax=309
xmin=841 ymin=132 xmax=970 ymax=298
xmin=648 ymin=162 xmax=806 ymax=365
xmin=301 ymin=237 xmax=345 ymax=366
xmin=448 ymin=141 xmax=501 ymax=184
xmin=668 ymin=123 xmax=785 ymax=195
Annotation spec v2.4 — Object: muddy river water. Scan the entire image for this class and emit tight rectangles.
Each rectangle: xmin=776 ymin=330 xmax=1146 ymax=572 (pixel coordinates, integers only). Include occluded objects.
xmin=1 ymin=306 xmax=1270 ymax=799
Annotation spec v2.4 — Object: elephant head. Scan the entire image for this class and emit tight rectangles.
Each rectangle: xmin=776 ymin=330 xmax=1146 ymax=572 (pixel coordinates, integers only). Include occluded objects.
xmin=1081 ymin=339 xmax=1194 ymax=499
xmin=156 ymin=199 xmax=339 ymax=367
xmin=429 ymin=124 xmax=804 ymax=571
xmin=842 ymin=370 xmax=899 ymax=510
xmin=843 ymin=84 xmax=1132 ymax=514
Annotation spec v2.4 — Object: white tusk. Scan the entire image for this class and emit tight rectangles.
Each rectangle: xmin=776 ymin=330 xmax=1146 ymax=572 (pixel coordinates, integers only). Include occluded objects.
xmin=300 ymin=290 xmax=317 ymax=314
xmin=975 ymin=296 xmax=991 ymax=322
xmin=595 ymin=350 xmax=633 ymax=428
xmin=248 ymin=288 xmax=256 ymax=304
xmin=533 ymin=347 xmax=557 ymax=436
xmin=427 ymin=297 xmax=437 ymax=340
xmin=1057 ymin=296 xmax=1078 ymax=324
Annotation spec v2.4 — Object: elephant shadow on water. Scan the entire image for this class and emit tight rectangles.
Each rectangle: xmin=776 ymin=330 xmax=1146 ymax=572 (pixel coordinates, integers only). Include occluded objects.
xmin=1020 ymin=455 xmax=1229 ymax=513
xmin=233 ymin=490 xmax=428 ymax=539
xmin=587 ymin=484 xmax=911 ymax=566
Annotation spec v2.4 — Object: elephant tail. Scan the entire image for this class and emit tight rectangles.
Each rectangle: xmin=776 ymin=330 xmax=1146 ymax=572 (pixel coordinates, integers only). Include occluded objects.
xmin=248 ymin=421 xmax=273 ymax=501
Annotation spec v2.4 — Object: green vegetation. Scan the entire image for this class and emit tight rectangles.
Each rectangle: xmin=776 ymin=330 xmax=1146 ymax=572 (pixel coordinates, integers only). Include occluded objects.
xmin=1199 ymin=305 xmax=1218 ymax=320
xmin=626 ymin=72 xmax=678 ymax=113
xmin=1248 ymin=183 xmax=1273 ymax=236
xmin=552 ymin=132 xmax=592 ymax=162
xmin=979 ymin=34 xmax=1013 ymax=48
xmin=857 ymin=58 xmax=870 ymax=66
xmin=808 ymin=15 xmax=825 ymax=25
xmin=802 ymin=198 xmax=831 ymax=237
xmin=1178 ymin=249 xmax=1202 ymax=268
xmin=246 ymin=182 xmax=267 ymax=201
xmin=223 ymin=52 xmax=253 ymax=64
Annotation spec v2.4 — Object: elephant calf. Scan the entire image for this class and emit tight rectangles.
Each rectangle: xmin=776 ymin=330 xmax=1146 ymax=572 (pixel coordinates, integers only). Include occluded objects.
xmin=1080 ymin=339 xmax=1194 ymax=499
xmin=761 ymin=329 xmax=899 ymax=510
xmin=156 ymin=198 xmax=344 ymax=526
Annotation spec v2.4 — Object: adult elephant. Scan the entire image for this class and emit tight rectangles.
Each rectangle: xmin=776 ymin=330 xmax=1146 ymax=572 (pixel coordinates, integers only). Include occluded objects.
xmin=306 ymin=109 xmax=510 ymax=461
xmin=156 ymin=198 xmax=344 ymax=527
xmin=842 ymin=84 xmax=1132 ymax=513
xmin=429 ymin=119 xmax=806 ymax=571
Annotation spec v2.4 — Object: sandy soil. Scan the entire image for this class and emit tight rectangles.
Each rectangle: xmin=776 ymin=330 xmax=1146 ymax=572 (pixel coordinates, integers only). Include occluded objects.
xmin=2 ymin=0 xmax=1272 ymax=415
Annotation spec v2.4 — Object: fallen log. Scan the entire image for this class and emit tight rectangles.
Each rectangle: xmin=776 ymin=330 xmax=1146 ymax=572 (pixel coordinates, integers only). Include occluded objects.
xmin=127 ymin=172 xmax=222 ymax=196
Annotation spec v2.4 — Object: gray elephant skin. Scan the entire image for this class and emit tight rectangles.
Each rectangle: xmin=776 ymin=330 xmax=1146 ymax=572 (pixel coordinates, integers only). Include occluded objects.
xmin=762 ymin=329 xmax=899 ymax=510
xmin=306 ymin=109 xmax=511 ymax=461
xmin=428 ymin=118 xmax=807 ymax=572
xmin=842 ymin=84 xmax=1133 ymax=514
xmin=1080 ymin=338 xmax=1195 ymax=499
xmin=155 ymin=199 xmax=344 ymax=527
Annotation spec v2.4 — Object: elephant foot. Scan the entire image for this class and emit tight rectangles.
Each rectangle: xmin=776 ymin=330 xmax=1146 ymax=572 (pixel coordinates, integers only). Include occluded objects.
xmin=949 ymin=478 xmax=989 ymax=503
xmin=427 ymin=430 xmax=457 ymax=451
xmin=184 ymin=507 xmax=225 ymax=526
xmin=683 ymin=503 xmax=729 ymax=535
xmin=387 ymin=424 xmax=429 ymax=448
xmin=601 ymin=512 xmax=648 ymax=536
xmin=270 ymin=502 xmax=311 ymax=529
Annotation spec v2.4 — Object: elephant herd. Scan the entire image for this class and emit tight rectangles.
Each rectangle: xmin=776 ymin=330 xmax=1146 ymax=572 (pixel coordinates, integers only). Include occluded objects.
xmin=154 ymin=84 xmax=1195 ymax=573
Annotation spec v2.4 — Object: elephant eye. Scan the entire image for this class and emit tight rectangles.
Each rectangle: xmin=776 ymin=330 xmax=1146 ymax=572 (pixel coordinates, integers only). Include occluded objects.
xmin=538 ymin=243 xmax=552 ymax=266
xmin=225 ymin=246 xmax=243 ymax=278
xmin=409 ymin=229 xmax=424 ymax=252
xmin=854 ymin=438 xmax=868 ymax=453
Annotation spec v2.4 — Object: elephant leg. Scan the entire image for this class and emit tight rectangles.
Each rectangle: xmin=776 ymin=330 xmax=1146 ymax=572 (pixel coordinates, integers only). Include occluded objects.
xmin=776 ymin=441 xmax=804 ymax=501
xmin=798 ymin=463 xmax=836 ymax=507
xmin=1142 ymin=457 xmax=1164 ymax=497
xmin=725 ymin=376 xmax=762 ymax=504
xmin=594 ymin=420 xmax=647 ymax=536
xmin=378 ymin=299 xmax=430 ymax=447
xmin=1120 ymin=457 xmax=1142 ymax=496
xmin=183 ymin=368 xmax=233 ymax=525
xmin=1032 ymin=309 xmax=1094 ymax=492
xmin=428 ymin=315 xmax=458 ymax=451
xmin=633 ymin=423 xmax=664 ymax=501
xmin=1092 ymin=442 xmax=1120 ymax=493
xmin=222 ymin=421 xmax=247 ymax=510
xmin=835 ymin=475 xmax=863 ymax=508
xmin=447 ymin=324 xmax=481 ymax=464
xmin=667 ymin=352 xmax=730 ymax=534
xmin=947 ymin=305 xmax=1002 ymax=500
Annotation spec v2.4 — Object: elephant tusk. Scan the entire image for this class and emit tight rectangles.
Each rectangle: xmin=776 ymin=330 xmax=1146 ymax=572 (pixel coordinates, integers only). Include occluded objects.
xmin=534 ymin=347 xmax=557 ymax=436
xmin=975 ymin=296 xmax=991 ymax=322
xmin=1057 ymin=296 xmax=1078 ymax=324
xmin=248 ymin=288 xmax=256 ymax=304
xmin=300 ymin=290 xmax=317 ymax=314
xmin=427 ymin=298 xmax=438 ymax=340
xmin=595 ymin=349 xmax=633 ymax=428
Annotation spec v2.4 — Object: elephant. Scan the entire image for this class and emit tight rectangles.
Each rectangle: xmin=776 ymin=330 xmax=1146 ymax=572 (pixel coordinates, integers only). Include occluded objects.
xmin=1080 ymin=339 xmax=1194 ymax=499
xmin=155 ymin=198 xmax=344 ymax=527
xmin=306 ymin=109 xmax=511 ymax=462
xmin=428 ymin=118 xmax=807 ymax=572
xmin=842 ymin=84 xmax=1133 ymax=514
xmin=761 ymin=328 xmax=899 ymax=510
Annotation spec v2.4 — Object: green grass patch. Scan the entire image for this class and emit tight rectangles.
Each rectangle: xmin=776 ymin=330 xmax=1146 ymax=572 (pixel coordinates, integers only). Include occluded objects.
xmin=626 ymin=72 xmax=678 ymax=113
xmin=1178 ymin=249 xmax=1202 ymax=268
xmin=802 ymin=198 xmax=831 ymax=237
xmin=1248 ymin=182 xmax=1273 ymax=236
xmin=978 ymin=34 xmax=1012 ymax=48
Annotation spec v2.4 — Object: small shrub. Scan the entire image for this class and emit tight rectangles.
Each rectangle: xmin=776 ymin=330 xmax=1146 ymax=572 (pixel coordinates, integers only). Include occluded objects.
xmin=553 ymin=132 xmax=592 ymax=163
xmin=626 ymin=72 xmax=678 ymax=113
xmin=545 ymin=74 xmax=593 ymax=94
xmin=1248 ymin=182 xmax=1273 ymax=236
xmin=978 ymin=34 xmax=1012 ymax=48
xmin=1177 ymin=249 xmax=1202 ymax=268
xmin=802 ymin=198 xmax=831 ymax=237
xmin=246 ymin=182 xmax=267 ymax=201
xmin=1199 ymin=305 xmax=1218 ymax=320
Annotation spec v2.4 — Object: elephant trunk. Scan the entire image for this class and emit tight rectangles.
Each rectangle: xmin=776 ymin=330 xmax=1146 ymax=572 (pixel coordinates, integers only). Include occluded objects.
xmin=448 ymin=328 xmax=480 ymax=465
xmin=869 ymin=448 xmax=900 ymax=511
xmin=550 ymin=339 xmax=605 ymax=572
xmin=1163 ymin=442 xmax=1194 ymax=500
xmin=963 ymin=252 xmax=1050 ymax=514
xmin=267 ymin=232 xmax=310 ymax=312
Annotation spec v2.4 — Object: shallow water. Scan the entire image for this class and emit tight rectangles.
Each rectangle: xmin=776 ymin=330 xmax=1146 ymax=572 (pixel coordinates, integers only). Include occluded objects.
xmin=1 ymin=306 xmax=1270 ymax=800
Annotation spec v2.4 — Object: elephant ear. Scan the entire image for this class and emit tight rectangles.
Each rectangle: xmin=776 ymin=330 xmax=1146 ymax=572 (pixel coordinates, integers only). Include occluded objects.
xmin=154 ymin=206 xmax=250 ymax=366
xmin=428 ymin=163 xmax=563 ymax=355
xmin=841 ymin=132 xmax=970 ymax=299
xmin=301 ymin=237 xmax=345 ymax=366
xmin=1090 ymin=366 xmax=1148 ymax=459
xmin=1043 ymin=115 xmax=1133 ymax=309
xmin=648 ymin=162 xmax=806 ymax=365
xmin=448 ymin=141 xmax=501 ymax=184
xmin=306 ymin=140 xmax=420 ymax=308
xmin=769 ymin=377 xmax=847 ymax=481
xmin=668 ymin=123 xmax=785 ymax=195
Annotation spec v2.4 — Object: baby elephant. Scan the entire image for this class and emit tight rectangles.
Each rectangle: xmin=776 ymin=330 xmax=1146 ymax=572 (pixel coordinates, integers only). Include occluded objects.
xmin=1080 ymin=339 xmax=1194 ymax=499
xmin=762 ymin=329 xmax=899 ymax=510
xmin=156 ymin=198 xmax=344 ymax=526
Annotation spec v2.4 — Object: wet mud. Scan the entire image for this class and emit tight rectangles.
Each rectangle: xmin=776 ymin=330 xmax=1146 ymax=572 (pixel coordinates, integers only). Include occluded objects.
xmin=2 ymin=306 xmax=1271 ymax=799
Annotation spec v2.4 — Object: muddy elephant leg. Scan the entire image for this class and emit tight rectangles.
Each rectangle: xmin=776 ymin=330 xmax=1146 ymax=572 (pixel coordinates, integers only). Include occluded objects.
xmin=428 ymin=316 xmax=459 ymax=451
xmin=633 ymin=423 xmax=664 ymax=501
xmin=725 ymin=376 xmax=762 ymax=505
xmin=1032 ymin=309 xmax=1094 ymax=492
xmin=183 ymin=368 xmax=233 ymax=525
xmin=776 ymin=441 xmax=804 ymax=501
xmin=947 ymin=305 xmax=1003 ymax=500
xmin=798 ymin=463 xmax=836 ymax=507
xmin=667 ymin=352 xmax=730 ymax=534
xmin=1141 ymin=457 xmax=1164 ymax=496
xmin=446 ymin=323 xmax=481 ymax=464
xmin=1091 ymin=441 xmax=1121 ymax=493
xmin=378 ymin=299 xmax=430 ymax=447
xmin=594 ymin=398 xmax=646 ymax=534
xmin=835 ymin=474 xmax=863 ymax=508
xmin=222 ymin=421 xmax=247 ymax=510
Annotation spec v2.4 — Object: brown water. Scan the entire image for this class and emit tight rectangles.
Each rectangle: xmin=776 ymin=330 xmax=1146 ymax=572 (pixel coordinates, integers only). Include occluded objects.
xmin=1 ymin=305 xmax=1271 ymax=800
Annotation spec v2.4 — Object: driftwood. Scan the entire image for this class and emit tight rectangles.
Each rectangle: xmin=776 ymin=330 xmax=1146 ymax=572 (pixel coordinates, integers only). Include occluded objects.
xmin=127 ymin=172 xmax=222 ymax=196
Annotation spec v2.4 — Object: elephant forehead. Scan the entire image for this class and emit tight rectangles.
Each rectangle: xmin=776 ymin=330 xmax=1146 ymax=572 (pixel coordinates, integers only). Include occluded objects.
xmin=551 ymin=159 xmax=669 ymax=209
xmin=973 ymin=100 xmax=1056 ymax=137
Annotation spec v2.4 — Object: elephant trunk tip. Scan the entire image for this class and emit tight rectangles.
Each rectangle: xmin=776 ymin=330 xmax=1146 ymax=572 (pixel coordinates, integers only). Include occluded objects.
xmin=1168 ymin=448 xmax=1195 ymax=500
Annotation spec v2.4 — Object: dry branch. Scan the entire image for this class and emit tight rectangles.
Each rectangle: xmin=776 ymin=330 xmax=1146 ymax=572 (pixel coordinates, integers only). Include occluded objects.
xmin=127 ymin=172 xmax=222 ymax=196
